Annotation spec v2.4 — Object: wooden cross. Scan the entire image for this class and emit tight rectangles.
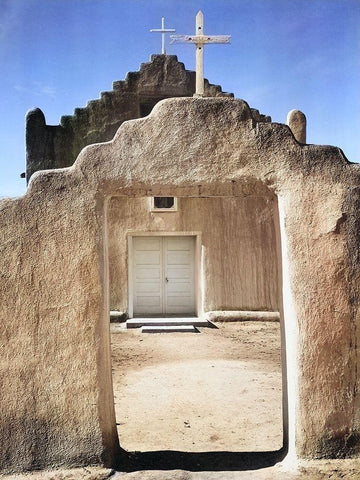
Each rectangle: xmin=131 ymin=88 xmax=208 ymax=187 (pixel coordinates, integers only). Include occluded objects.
xmin=170 ymin=11 xmax=231 ymax=96
xmin=150 ymin=17 xmax=176 ymax=55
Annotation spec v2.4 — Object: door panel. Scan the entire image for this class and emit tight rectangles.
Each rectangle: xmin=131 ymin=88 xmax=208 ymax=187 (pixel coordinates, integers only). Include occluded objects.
xmin=137 ymin=296 xmax=162 ymax=307
xmin=136 ymin=283 xmax=160 ymax=293
xmin=135 ymin=251 xmax=161 ymax=264
xmin=135 ymin=267 xmax=160 ymax=279
xmin=135 ymin=237 xmax=161 ymax=250
xmin=167 ymin=282 xmax=192 ymax=293
xmin=167 ymin=267 xmax=192 ymax=279
xmin=164 ymin=237 xmax=195 ymax=315
xmin=133 ymin=237 xmax=163 ymax=315
xmin=166 ymin=252 xmax=191 ymax=265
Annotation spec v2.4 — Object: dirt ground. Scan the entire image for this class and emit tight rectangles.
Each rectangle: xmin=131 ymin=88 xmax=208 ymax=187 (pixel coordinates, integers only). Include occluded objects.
xmin=4 ymin=460 xmax=360 ymax=480
xmin=111 ymin=321 xmax=283 ymax=453
xmin=3 ymin=322 xmax=360 ymax=479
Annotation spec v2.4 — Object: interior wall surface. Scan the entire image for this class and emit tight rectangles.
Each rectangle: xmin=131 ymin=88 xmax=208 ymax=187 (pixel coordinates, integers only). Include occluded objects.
xmin=1 ymin=98 xmax=360 ymax=473
xmin=108 ymin=196 xmax=279 ymax=313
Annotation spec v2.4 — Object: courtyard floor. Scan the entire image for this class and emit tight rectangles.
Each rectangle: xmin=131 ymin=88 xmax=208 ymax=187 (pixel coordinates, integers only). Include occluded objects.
xmin=111 ymin=321 xmax=283 ymax=453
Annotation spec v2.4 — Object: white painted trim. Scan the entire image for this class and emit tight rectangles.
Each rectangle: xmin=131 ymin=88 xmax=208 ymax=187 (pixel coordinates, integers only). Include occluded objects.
xmin=127 ymin=235 xmax=134 ymax=319
xmin=278 ymin=195 xmax=298 ymax=465
xmin=127 ymin=232 xmax=202 ymax=318
xmin=149 ymin=197 xmax=178 ymax=212
xmin=128 ymin=231 xmax=201 ymax=237
xmin=195 ymin=234 xmax=203 ymax=317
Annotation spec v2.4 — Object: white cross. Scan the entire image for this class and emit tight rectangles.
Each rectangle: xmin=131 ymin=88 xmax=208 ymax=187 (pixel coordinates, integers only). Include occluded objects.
xmin=150 ymin=17 xmax=176 ymax=55
xmin=170 ymin=11 xmax=231 ymax=97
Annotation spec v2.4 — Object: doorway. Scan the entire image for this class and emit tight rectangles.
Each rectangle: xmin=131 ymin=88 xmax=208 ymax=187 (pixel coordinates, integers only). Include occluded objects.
xmin=107 ymin=194 xmax=287 ymax=469
xmin=130 ymin=236 xmax=196 ymax=317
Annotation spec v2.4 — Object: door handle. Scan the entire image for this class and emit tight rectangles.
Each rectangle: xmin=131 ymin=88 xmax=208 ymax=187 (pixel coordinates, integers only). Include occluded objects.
xmin=165 ymin=277 xmax=169 ymax=283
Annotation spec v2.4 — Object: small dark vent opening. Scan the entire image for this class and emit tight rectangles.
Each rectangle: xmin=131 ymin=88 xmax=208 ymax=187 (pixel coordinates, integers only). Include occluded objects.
xmin=154 ymin=197 xmax=175 ymax=209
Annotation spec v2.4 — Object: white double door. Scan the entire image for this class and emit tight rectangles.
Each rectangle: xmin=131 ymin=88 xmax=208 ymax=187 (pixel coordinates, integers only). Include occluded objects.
xmin=132 ymin=236 xmax=195 ymax=316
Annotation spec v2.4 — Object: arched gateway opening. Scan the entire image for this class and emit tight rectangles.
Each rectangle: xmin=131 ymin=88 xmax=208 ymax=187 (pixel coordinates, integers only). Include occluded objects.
xmin=88 ymin=97 xmax=360 ymax=468
xmin=92 ymin=96 xmax=306 ymax=470
xmin=105 ymin=188 xmax=289 ymax=470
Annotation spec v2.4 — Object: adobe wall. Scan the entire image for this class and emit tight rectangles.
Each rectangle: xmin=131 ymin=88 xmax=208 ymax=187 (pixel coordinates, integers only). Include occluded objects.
xmin=108 ymin=196 xmax=279 ymax=313
xmin=1 ymin=97 xmax=359 ymax=472
xmin=25 ymin=54 xmax=240 ymax=182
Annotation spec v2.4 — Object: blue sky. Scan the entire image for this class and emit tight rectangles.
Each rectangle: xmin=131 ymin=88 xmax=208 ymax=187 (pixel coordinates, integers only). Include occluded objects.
xmin=0 ymin=0 xmax=359 ymax=197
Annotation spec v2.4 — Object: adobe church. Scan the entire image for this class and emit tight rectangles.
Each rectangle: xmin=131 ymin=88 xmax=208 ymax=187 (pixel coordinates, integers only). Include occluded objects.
xmin=0 ymin=18 xmax=359 ymax=475
xmin=25 ymin=53 xmax=285 ymax=322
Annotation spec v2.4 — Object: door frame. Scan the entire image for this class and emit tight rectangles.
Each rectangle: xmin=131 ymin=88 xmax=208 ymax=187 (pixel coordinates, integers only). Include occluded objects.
xmin=127 ymin=231 xmax=202 ymax=318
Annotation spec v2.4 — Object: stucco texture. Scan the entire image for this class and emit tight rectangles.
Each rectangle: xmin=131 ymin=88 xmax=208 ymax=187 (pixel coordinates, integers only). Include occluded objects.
xmin=1 ymin=97 xmax=360 ymax=472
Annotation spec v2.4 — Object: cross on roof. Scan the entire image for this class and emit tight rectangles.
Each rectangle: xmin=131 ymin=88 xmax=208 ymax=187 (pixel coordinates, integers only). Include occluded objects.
xmin=170 ymin=11 xmax=231 ymax=97
xmin=150 ymin=17 xmax=176 ymax=55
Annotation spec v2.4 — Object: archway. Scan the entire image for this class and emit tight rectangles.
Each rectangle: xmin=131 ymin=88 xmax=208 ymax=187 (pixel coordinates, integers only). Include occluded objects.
xmin=104 ymin=187 xmax=290 ymax=470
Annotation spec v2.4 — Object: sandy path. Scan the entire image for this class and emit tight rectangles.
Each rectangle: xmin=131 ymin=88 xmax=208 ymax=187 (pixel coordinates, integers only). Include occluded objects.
xmin=110 ymin=321 xmax=283 ymax=453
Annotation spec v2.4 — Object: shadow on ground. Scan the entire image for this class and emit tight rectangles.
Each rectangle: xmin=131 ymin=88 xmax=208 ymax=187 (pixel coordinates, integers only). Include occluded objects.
xmin=116 ymin=447 xmax=287 ymax=472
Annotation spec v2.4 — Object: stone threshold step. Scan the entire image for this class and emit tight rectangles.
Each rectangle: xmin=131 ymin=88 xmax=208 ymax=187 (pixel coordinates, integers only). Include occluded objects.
xmin=127 ymin=318 xmax=209 ymax=328
xmin=142 ymin=325 xmax=198 ymax=333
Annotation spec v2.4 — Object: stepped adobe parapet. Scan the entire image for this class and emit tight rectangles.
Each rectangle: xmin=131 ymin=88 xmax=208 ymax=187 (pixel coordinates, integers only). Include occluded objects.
xmin=25 ymin=54 xmax=237 ymax=182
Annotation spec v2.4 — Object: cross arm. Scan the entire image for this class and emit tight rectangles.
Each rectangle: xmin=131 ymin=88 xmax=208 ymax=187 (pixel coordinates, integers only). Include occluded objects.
xmin=150 ymin=28 xmax=176 ymax=33
xmin=170 ymin=34 xmax=231 ymax=45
